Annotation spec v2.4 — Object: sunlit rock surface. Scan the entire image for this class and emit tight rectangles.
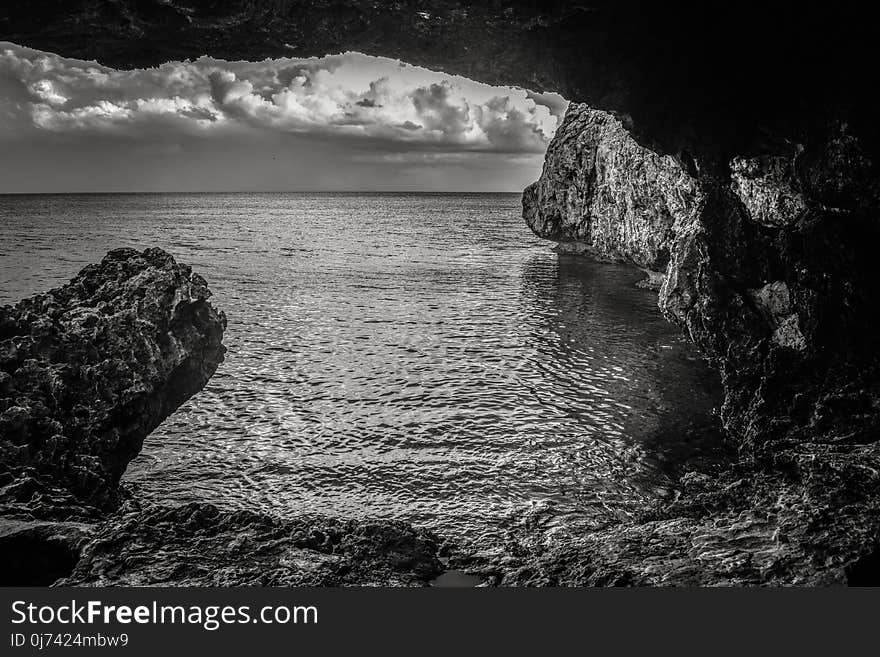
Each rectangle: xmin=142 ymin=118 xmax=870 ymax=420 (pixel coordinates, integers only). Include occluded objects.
xmin=523 ymin=105 xmax=701 ymax=274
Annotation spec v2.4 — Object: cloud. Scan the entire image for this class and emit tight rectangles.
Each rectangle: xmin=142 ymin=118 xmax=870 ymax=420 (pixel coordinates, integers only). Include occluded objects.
xmin=0 ymin=42 xmax=567 ymax=153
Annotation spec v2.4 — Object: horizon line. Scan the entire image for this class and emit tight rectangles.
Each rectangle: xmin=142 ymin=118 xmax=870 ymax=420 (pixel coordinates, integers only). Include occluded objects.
xmin=0 ymin=190 xmax=526 ymax=196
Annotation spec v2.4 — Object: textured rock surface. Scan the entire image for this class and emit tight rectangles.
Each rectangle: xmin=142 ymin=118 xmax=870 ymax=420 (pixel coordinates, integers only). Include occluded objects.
xmin=515 ymin=102 xmax=880 ymax=585
xmin=525 ymin=103 xmax=880 ymax=450
xmin=448 ymin=441 xmax=880 ymax=586
xmin=523 ymin=105 xmax=702 ymax=273
xmin=3 ymin=1 xmax=880 ymax=586
xmin=0 ymin=250 xmax=449 ymax=587
xmin=0 ymin=248 xmax=227 ymax=515
xmin=60 ymin=502 xmax=443 ymax=587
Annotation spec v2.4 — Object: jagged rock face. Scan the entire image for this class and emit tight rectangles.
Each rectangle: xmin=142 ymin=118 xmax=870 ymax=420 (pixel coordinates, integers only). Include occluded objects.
xmin=0 ymin=248 xmax=226 ymax=515
xmin=4 ymin=2 xmax=880 ymax=164
xmin=524 ymin=104 xmax=880 ymax=455
xmin=513 ymin=102 xmax=880 ymax=585
xmin=3 ymin=1 xmax=879 ymax=587
xmin=60 ymin=502 xmax=443 ymax=586
xmin=523 ymin=105 xmax=702 ymax=272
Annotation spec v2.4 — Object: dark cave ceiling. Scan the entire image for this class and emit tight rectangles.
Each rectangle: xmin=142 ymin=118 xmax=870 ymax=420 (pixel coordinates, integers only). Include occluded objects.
xmin=2 ymin=1 xmax=879 ymax=165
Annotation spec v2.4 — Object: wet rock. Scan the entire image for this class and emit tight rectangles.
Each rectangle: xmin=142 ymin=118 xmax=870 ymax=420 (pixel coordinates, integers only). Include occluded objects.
xmin=60 ymin=502 xmax=444 ymax=587
xmin=0 ymin=248 xmax=227 ymax=514
xmin=443 ymin=437 xmax=880 ymax=586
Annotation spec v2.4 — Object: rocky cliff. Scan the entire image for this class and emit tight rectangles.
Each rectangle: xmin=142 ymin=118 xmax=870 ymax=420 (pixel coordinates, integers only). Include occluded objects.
xmin=525 ymin=103 xmax=880 ymax=455
xmin=523 ymin=107 xmax=702 ymax=273
xmin=513 ymin=103 xmax=880 ymax=585
xmin=3 ymin=1 xmax=879 ymax=585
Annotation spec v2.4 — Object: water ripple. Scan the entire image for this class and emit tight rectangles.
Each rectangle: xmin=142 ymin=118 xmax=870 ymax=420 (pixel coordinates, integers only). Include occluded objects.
xmin=0 ymin=192 xmax=723 ymax=546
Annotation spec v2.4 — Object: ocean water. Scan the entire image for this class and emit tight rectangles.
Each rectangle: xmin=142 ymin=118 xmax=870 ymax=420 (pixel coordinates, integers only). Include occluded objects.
xmin=0 ymin=192 xmax=722 ymax=546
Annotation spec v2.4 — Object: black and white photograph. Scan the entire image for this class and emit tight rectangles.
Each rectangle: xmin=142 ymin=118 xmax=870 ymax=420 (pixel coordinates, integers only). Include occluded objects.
xmin=1 ymin=0 xmax=879 ymax=623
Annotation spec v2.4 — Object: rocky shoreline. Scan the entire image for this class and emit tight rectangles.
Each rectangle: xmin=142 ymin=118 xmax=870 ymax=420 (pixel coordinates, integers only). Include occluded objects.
xmin=3 ymin=105 xmax=880 ymax=584
xmin=0 ymin=248 xmax=450 ymax=587
xmin=2 ymin=236 xmax=877 ymax=586
xmin=510 ymin=104 xmax=880 ymax=585
xmin=1 ymin=1 xmax=878 ymax=585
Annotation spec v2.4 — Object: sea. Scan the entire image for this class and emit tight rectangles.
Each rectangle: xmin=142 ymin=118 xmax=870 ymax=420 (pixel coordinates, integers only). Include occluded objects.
xmin=0 ymin=192 xmax=723 ymax=548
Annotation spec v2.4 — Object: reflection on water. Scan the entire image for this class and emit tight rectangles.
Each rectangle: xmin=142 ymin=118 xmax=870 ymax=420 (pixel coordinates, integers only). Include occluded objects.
xmin=0 ymin=193 xmax=722 ymax=545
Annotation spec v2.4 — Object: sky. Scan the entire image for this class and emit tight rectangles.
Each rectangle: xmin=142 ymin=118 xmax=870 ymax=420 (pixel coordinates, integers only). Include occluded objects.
xmin=0 ymin=42 xmax=568 ymax=193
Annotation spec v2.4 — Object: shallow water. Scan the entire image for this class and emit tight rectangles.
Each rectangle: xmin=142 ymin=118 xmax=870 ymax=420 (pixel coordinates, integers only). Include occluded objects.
xmin=0 ymin=192 xmax=722 ymax=545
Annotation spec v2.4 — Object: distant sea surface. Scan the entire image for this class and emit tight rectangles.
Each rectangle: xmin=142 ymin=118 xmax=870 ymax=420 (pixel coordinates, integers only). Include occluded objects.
xmin=0 ymin=193 xmax=722 ymax=546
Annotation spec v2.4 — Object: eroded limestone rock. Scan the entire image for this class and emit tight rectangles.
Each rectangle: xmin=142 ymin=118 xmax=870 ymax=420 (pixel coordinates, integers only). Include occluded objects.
xmin=731 ymin=153 xmax=808 ymax=227
xmin=523 ymin=105 xmax=702 ymax=275
xmin=0 ymin=248 xmax=227 ymax=515
xmin=525 ymin=102 xmax=880 ymax=450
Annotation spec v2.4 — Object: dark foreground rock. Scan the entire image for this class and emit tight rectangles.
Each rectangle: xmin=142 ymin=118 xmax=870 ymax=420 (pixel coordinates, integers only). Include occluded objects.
xmin=447 ymin=443 xmax=880 ymax=586
xmin=0 ymin=518 xmax=91 ymax=586
xmin=0 ymin=248 xmax=227 ymax=515
xmin=58 ymin=502 xmax=443 ymax=587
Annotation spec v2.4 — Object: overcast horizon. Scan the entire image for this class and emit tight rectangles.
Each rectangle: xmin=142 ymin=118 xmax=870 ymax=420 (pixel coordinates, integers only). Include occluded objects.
xmin=0 ymin=42 xmax=567 ymax=194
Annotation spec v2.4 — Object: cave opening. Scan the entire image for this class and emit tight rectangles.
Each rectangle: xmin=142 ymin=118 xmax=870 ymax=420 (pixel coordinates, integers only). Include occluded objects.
xmin=3 ymin=2 xmax=878 ymax=587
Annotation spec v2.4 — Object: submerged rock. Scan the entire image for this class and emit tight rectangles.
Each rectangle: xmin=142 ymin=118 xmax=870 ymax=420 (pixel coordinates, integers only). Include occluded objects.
xmin=60 ymin=502 xmax=443 ymax=587
xmin=0 ymin=248 xmax=227 ymax=515
xmin=450 ymin=441 xmax=880 ymax=586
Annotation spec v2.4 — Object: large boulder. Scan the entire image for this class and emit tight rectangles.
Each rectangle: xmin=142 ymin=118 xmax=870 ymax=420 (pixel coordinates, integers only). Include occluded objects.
xmin=523 ymin=106 xmax=702 ymax=273
xmin=0 ymin=250 xmax=449 ymax=588
xmin=0 ymin=248 xmax=227 ymax=516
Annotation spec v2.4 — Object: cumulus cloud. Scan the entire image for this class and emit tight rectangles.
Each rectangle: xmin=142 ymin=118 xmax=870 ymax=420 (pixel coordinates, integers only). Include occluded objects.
xmin=0 ymin=42 xmax=567 ymax=153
